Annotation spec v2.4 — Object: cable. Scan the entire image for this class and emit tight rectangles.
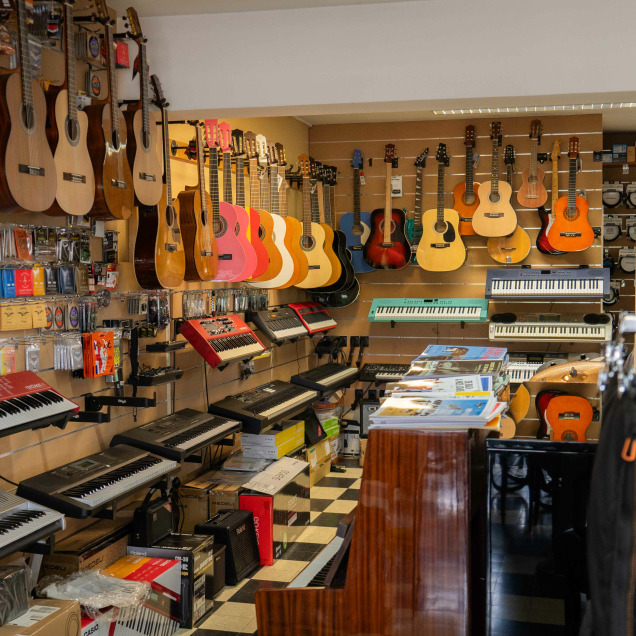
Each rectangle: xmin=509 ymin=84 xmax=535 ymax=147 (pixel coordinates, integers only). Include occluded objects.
xmin=0 ymin=474 xmax=18 ymax=487
xmin=341 ymin=381 xmax=373 ymax=419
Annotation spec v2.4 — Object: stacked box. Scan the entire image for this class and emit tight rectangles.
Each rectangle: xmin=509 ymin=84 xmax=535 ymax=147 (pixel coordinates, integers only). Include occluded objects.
xmin=241 ymin=420 xmax=305 ymax=459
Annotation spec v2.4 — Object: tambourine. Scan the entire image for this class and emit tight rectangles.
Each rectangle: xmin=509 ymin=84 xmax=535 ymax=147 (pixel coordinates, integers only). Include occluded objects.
xmin=603 ymin=285 xmax=620 ymax=306
xmin=627 ymin=225 xmax=636 ymax=241
xmin=626 ymin=191 xmax=636 ymax=209
xmin=619 ymin=253 xmax=636 ymax=273
xmin=603 ymin=220 xmax=622 ymax=241
xmin=603 ymin=189 xmax=624 ymax=208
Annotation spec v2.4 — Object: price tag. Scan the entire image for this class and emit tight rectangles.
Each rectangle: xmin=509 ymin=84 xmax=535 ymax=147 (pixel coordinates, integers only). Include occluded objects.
xmin=391 ymin=175 xmax=403 ymax=197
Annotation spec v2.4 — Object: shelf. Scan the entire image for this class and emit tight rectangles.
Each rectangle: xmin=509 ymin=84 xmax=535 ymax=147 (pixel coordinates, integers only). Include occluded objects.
xmin=603 ymin=162 xmax=636 ymax=167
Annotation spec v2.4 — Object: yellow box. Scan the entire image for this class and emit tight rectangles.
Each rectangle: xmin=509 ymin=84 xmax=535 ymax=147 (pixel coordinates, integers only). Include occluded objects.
xmin=242 ymin=420 xmax=305 ymax=459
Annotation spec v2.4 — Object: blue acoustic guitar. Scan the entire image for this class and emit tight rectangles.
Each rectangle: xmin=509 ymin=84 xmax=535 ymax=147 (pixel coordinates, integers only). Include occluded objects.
xmin=338 ymin=149 xmax=374 ymax=273
xmin=405 ymin=148 xmax=429 ymax=262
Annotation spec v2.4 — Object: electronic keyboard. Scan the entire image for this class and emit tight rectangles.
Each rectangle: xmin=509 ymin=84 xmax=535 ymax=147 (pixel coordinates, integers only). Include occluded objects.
xmin=291 ymin=363 xmax=359 ymax=394
xmin=208 ymin=380 xmax=318 ymax=434
xmin=368 ymin=298 xmax=489 ymax=322
xmin=485 ymin=268 xmax=610 ymax=299
xmin=0 ymin=491 xmax=65 ymax=560
xmin=508 ymin=352 xmax=569 ymax=384
xmin=288 ymin=302 xmax=336 ymax=334
xmin=0 ymin=371 xmax=78 ymax=439
xmin=17 ymin=446 xmax=179 ymax=518
xmin=110 ymin=409 xmax=241 ymax=461
xmin=359 ymin=363 xmax=411 ymax=383
xmin=248 ymin=308 xmax=307 ymax=344
xmin=178 ymin=315 xmax=266 ymax=369
xmin=489 ymin=313 xmax=612 ymax=343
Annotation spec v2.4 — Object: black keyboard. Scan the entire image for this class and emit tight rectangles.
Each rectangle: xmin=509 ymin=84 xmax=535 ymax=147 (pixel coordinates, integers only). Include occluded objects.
xmin=291 ymin=363 xmax=359 ymax=393
xmin=359 ymin=363 xmax=411 ymax=383
xmin=248 ymin=308 xmax=307 ymax=344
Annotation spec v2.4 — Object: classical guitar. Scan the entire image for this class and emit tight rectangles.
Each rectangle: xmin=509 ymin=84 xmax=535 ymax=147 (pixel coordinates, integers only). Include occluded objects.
xmin=0 ymin=0 xmax=56 ymax=213
xmin=535 ymin=390 xmax=564 ymax=439
xmin=177 ymin=122 xmax=218 ymax=282
xmin=44 ymin=1 xmax=94 ymax=216
xmin=85 ymin=0 xmax=133 ymax=220
xmin=517 ymin=119 xmax=547 ymax=208
xmin=133 ymin=76 xmax=185 ymax=289
xmin=545 ymin=394 xmax=592 ymax=441
xmin=405 ymin=148 xmax=429 ymax=260
xmin=453 ymin=125 xmax=480 ymax=236
xmin=547 ymin=137 xmax=594 ymax=252
xmin=339 ymin=150 xmax=373 ymax=274
xmin=472 ymin=122 xmax=517 ymax=237
xmin=415 ymin=143 xmax=466 ymax=272
xmin=363 ymin=144 xmax=411 ymax=270
xmin=487 ymin=144 xmax=531 ymax=264
xmin=123 ymin=8 xmax=163 ymax=207
xmin=232 ymin=129 xmax=268 ymax=279
xmin=295 ymin=155 xmax=332 ymax=288
xmin=536 ymin=140 xmax=565 ymax=254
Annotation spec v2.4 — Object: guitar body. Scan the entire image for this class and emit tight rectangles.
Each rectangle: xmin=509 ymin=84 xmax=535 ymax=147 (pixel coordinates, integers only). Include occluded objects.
xmin=247 ymin=207 xmax=270 ymax=279
xmin=319 ymin=224 xmax=342 ymax=288
xmin=363 ymin=208 xmax=411 ymax=270
xmin=229 ymin=204 xmax=257 ymax=282
xmin=311 ymin=276 xmax=360 ymax=308
xmin=311 ymin=230 xmax=355 ymax=293
xmin=545 ymin=395 xmax=592 ymax=442
xmin=405 ymin=219 xmax=422 ymax=263
xmin=415 ymin=208 xmax=466 ymax=272
xmin=536 ymin=207 xmax=564 ymax=254
xmin=86 ymin=102 xmax=133 ymax=220
xmin=453 ymin=182 xmax=480 ymax=236
xmin=535 ymin=390 xmax=564 ymax=439
xmin=517 ymin=167 xmax=547 ymax=208
xmin=472 ymin=181 xmax=517 ymax=237
xmin=0 ymin=74 xmax=56 ymax=212
xmin=487 ymin=227 xmax=531 ymax=264
xmin=213 ymin=202 xmax=248 ymax=282
xmin=295 ymin=222 xmax=332 ymax=288
xmin=255 ymin=214 xmax=297 ymax=288
xmin=546 ymin=195 xmax=594 ymax=252
xmin=46 ymin=88 xmax=94 ymax=216
xmin=339 ymin=211 xmax=373 ymax=273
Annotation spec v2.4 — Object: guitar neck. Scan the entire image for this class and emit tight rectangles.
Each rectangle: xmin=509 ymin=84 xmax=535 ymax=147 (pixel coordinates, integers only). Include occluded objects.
xmin=506 ymin=164 xmax=513 ymax=186
xmin=302 ymin=175 xmax=312 ymax=237
xmin=63 ymin=3 xmax=77 ymax=121
xmin=16 ymin=0 xmax=33 ymax=109
xmin=278 ymin=166 xmax=287 ymax=217
xmin=311 ymin=181 xmax=321 ymax=224
xmin=139 ymin=42 xmax=150 ymax=145
xmin=413 ymin=165 xmax=423 ymax=229
xmin=567 ymin=157 xmax=577 ymax=210
xmin=209 ymin=146 xmax=220 ymax=225
xmin=353 ymin=168 xmax=361 ymax=226
xmin=236 ymin=157 xmax=245 ymax=207
xmin=490 ymin=138 xmax=499 ymax=194
xmin=260 ymin=165 xmax=270 ymax=211
xmin=323 ymin=182 xmax=333 ymax=227
xmin=551 ymin=158 xmax=559 ymax=208
xmin=465 ymin=146 xmax=474 ymax=192
xmin=383 ymin=161 xmax=392 ymax=243
xmin=195 ymin=126 xmax=207 ymax=212
xmin=529 ymin=137 xmax=538 ymax=178
xmin=436 ymin=161 xmax=445 ymax=223
xmin=269 ymin=165 xmax=279 ymax=216
xmin=104 ymin=23 xmax=120 ymax=136
xmin=329 ymin=178 xmax=336 ymax=227
xmin=161 ymin=107 xmax=172 ymax=203
xmin=222 ymin=151 xmax=233 ymax=204
xmin=249 ymin=157 xmax=260 ymax=209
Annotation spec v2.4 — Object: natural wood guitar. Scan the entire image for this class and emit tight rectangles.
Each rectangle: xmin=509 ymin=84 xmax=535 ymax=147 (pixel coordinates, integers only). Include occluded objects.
xmin=0 ymin=0 xmax=56 ymax=213
xmin=453 ymin=125 xmax=480 ymax=236
xmin=415 ymin=143 xmax=466 ymax=272
xmin=472 ymin=122 xmax=517 ymax=237
xmin=517 ymin=119 xmax=547 ymax=208
xmin=536 ymin=140 xmax=565 ymax=254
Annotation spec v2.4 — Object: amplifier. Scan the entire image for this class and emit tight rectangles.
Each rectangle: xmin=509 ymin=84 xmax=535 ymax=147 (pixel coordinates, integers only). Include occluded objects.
xmin=360 ymin=399 xmax=381 ymax=438
xmin=211 ymin=544 xmax=226 ymax=598
xmin=132 ymin=495 xmax=173 ymax=547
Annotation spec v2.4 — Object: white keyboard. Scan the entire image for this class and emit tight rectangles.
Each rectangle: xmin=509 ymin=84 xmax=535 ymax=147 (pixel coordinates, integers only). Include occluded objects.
xmin=257 ymin=390 xmax=318 ymax=419
xmin=490 ymin=322 xmax=611 ymax=342
xmin=288 ymin=535 xmax=344 ymax=588
xmin=217 ymin=342 xmax=264 ymax=362
xmin=174 ymin=419 xmax=240 ymax=450
xmin=508 ymin=362 xmax=542 ymax=383
xmin=489 ymin=279 xmax=604 ymax=296
xmin=304 ymin=318 xmax=337 ymax=331
xmin=320 ymin=368 xmax=359 ymax=386
xmin=372 ymin=306 xmax=482 ymax=320
xmin=272 ymin=326 xmax=308 ymax=339
xmin=0 ymin=390 xmax=77 ymax=433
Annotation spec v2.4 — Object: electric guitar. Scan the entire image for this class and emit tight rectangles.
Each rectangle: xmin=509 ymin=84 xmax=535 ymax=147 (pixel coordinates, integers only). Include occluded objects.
xmin=295 ymin=155 xmax=332 ymax=288
xmin=133 ymin=76 xmax=185 ymax=289
xmin=405 ymin=148 xmax=429 ymax=260
xmin=487 ymin=144 xmax=531 ymax=264
xmin=339 ymin=149 xmax=373 ymax=273
xmin=177 ymin=122 xmax=218 ymax=281
xmin=547 ymin=137 xmax=594 ymax=252
xmin=517 ymin=119 xmax=547 ymax=208
xmin=0 ymin=0 xmax=56 ymax=213
xmin=536 ymin=140 xmax=565 ymax=254
xmin=363 ymin=144 xmax=411 ymax=270
xmin=44 ymin=1 xmax=94 ymax=216
xmin=85 ymin=0 xmax=133 ymax=220
xmin=123 ymin=8 xmax=163 ymax=207
xmin=232 ymin=129 xmax=268 ymax=279
xmin=472 ymin=122 xmax=517 ymax=237
xmin=453 ymin=125 xmax=480 ymax=236
xmin=415 ymin=143 xmax=466 ymax=272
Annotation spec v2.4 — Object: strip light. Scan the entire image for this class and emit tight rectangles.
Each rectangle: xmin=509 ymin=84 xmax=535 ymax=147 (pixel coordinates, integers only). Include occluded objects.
xmin=433 ymin=103 xmax=636 ymax=115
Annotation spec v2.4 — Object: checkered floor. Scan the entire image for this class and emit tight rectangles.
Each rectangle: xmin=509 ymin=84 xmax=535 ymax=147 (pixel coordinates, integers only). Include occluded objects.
xmin=176 ymin=458 xmax=362 ymax=636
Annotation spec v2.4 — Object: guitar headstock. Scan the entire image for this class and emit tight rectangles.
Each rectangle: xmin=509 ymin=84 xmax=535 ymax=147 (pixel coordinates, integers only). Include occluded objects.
xmin=310 ymin=159 xmax=322 ymax=181
xmin=299 ymin=155 xmax=311 ymax=178
xmin=503 ymin=144 xmax=515 ymax=166
xmin=243 ymin=131 xmax=257 ymax=159
xmin=94 ymin=0 xmax=111 ymax=24
xmin=231 ymin=129 xmax=245 ymax=158
xmin=275 ymin=142 xmax=286 ymax=167
xmin=551 ymin=139 xmax=562 ymax=162
xmin=125 ymin=7 xmax=143 ymax=38
xmin=384 ymin=144 xmax=396 ymax=164
xmin=351 ymin=149 xmax=363 ymax=170
xmin=530 ymin=119 xmax=542 ymax=141
xmin=150 ymin=74 xmax=167 ymax=108
xmin=435 ymin=143 xmax=449 ymax=167
xmin=267 ymin=141 xmax=278 ymax=166
xmin=464 ymin=125 xmax=476 ymax=148
xmin=328 ymin=165 xmax=338 ymax=186
xmin=218 ymin=122 xmax=232 ymax=153
xmin=414 ymin=148 xmax=429 ymax=168
xmin=255 ymin=134 xmax=269 ymax=166
xmin=568 ymin=136 xmax=580 ymax=158
xmin=490 ymin=121 xmax=502 ymax=144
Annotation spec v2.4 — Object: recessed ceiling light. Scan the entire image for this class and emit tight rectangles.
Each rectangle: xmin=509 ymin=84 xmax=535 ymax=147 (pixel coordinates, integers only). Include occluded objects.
xmin=432 ymin=103 xmax=636 ymax=115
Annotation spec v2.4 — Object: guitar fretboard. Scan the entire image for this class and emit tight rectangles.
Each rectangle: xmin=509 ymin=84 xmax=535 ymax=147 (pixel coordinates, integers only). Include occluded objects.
xmin=161 ymin=108 xmax=172 ymax=203
xmin=64 ymin=3 xmax=77 ymax=122
xmin=195 ymin=124 xmax=208 ymax=217
xmin=413 ymin=165 xmax=423 ymax=229
xmin=436 ymin=160 xmax=445 ymax=223
xmin=105 ymin=22 xmax=120 ymax=137
xmin=353 ymin=167 xmax=361 ymax=227
xmin=567 ymin=157 xmax=577 ymax=214
xmin=465 ymin=145 xmax=474 ymax=201
xmin=302 ymin=175 xmax=312 ymax=238
xmin=139 ymin=42 xmax=150 ymax=148
xmin=529 ymin=136 xmax=539 ymax=181
xmin=490 ymin=137 xmax=499 ymax=195
xmin=249 ymin=157 xmax=260 ymax=209
xmin=222 ymin=150 xmax=233 ymax=204
xmin=269 ymin=163 xmax=279 ymax=216
xmin=236 ymin=156 xmax=246 ymax=207
xmin=278 ymin=165 xmax=288 ymax=218
xmin=208 ymin=146 xmax=220 ymax=227
xmin=16 ymin=0 xmax=33 ymax=111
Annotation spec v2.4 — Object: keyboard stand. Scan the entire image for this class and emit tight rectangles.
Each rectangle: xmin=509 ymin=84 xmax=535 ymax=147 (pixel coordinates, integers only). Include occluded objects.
xmin=182 ymin=431 xmax=239 ymax=463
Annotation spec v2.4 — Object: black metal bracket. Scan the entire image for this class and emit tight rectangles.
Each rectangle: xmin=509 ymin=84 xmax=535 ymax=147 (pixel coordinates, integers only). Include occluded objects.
xmin=72 ymin=407 xmax=112 ymax=423
xmin=84 ymin=393 xmax=157 ymax=412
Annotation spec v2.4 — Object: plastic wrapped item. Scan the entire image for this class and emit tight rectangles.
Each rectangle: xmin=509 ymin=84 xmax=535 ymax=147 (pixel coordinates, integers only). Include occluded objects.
xmin=0 ymin=564 xmax=32 ymax=626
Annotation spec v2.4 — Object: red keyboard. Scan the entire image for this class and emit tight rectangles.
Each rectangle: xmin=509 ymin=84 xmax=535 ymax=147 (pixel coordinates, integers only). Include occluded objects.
xmin=288 ymin=302 xmax=337 ymax=335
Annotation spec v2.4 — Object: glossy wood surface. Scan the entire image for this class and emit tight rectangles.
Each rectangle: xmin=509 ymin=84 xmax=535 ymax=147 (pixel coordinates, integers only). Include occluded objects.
xmin=276 ymin=216 xmax=309 ymax=288
xmin=416 ymin=207 xmax=466 ymax=271
xmin=487 ymin=226 xmax=531 ymax=264
xmin=363 ymin=208 xmax=411 ymax=269
xmin=295 ymin=221 xmax=332 ymax=288
xmin=453 ymin=181 xmax=480 ymax=236
xmin=472 ymin=180 xmax=517 ymax=237
xmin=255 ymin=428 xmax=488 ymax=636
xmin=547 ymin=195 xmax=594 ymax=252
xmin=517 ymin=166 xmax=547 ymax=208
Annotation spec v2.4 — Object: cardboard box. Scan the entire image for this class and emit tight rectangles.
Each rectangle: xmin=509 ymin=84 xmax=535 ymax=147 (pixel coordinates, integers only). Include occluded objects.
xmin=242 ymin=420 xmax=305 ymax=459
xmin=210 ymin=483 xmax=241 ymax=516
xmin=305 ymin=439 xmax=332 ymax=486
xmin=328 ymin=435 xmax=341 ymax=462
xmin=628 ymin=146 xmax=636 ymax=163
xmin=1 ymin=599 xmax=80 ymax=636
xmin=320 ymin=417 xmax=340 ymax=438
xmin=359 ymin=438 xmax=367 ymax=467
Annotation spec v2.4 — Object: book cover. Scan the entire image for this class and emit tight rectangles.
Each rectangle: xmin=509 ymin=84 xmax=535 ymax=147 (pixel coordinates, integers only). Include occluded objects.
xmin=391 ymin=374 xmax=493 ymax=397
xmin=371 ymin=396 xmax=497 ymax=423
xmin=404 ymin=360 xmax=504 ymax=379
xmin=416 ymin=344 xmax=508 ymax=362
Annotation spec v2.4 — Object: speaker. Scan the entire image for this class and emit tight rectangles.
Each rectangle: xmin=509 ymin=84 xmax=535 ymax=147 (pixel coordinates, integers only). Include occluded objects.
xmin=360 ymin=399 xmax=380 ymax=438
xmin=211 ymin=544 xmax=226 ymax=598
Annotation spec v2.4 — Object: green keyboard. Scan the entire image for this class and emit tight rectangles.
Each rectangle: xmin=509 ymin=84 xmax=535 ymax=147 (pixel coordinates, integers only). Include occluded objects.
xmin=368 ymin=298 xmax=489 ymax=322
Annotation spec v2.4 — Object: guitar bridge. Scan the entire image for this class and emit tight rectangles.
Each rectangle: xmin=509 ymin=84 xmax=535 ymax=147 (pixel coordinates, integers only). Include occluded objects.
xmin=165 ymin=243 xmax=177 ymax=252
xmin=430 ymin=243 xmax=450 ymax=249
xmin=218 ymin=254 xmax=233 ymax=261
xmin=379 ymin=242 xmax=396 ymax=248
xmin=139 ymin=172 xmax=157 ymax=182
xmin=561 ymin=232 xmax=582 ymax=237
xmin=18 ymin=164 xmax=44 ymax=177
xmin=485 ymin=213 xmax=503 ymax=218
xmin=110 ymin=179 xmax=128 ymax=189
xmin=63 ymin=172 xmax=86 ymax=184
xmin=200 ymin=250 xmax=214 ymax=256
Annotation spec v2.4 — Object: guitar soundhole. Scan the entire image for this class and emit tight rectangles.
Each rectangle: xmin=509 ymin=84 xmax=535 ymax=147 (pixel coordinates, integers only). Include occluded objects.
xmin=463 ymin=192 xmax=475 ymax=206
xmin=214 ymin=217 xmax=226 ymax=238
xmin=112 ymin=130 xmax=121 ymax=150
xmin=235 ymin=222 xmax=241 ymax=237
xmin=258 ymin=224 xmax=265 ymax=240
xmin=165 ymin=205 xmax=175 ymax=227
xmin=565 ymin=207 xmax=580 ymax=221
xmin=434 ymin=220 xmax=448 ymax=234
xmin=301 ymin=235 xmax=315 ymax=251
xmin=489 ymin=192 xmax=501 ymax=204
xmin=201 ymin=209 xmax=208 ymax=227
xmin=142 ymin=128 xmax=152 ymax=151
xmin=65 ymin=117 xmax=80 ymax=146
xmin=352 ymin=224 xmax=363 ymax=237
xmin=378 ymin=219 xmax=396 ymax=234
xmin=21 ymin=103 xmax=35 ymax=132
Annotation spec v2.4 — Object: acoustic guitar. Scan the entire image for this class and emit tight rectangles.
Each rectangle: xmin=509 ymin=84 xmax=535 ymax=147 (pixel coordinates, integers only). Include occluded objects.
xmin=472 ymin=122 xmax=517 ymax=237
xmin=487 ymin=145 xmax=531 ymax=264
xmin=295 ymin=155 xmax=332 ymax=289
xmin=85 ymin=0 xmax=133 ymax=220
xmin=133 ymin=76 xmax=185 ymax=289
xmin=536 ymin=140 xmax=565 ymax=254
xmin=405 ymin=148 xmax=429 ymax=260
xmin=0 ymin=0 xmax=56 ymax=213
xmin=546 ymin=137 xmax=594 ymax=252
xmin=545 ymin=395 xmax=592 ymax=441
xmin=453 ymin=125 xmax=480 ymax=236
xmin=44 ymin=1 xmax=94 ymax=216
xmin=517 ymin=119 xmax=547 ymax=208
xmin=123 ymin=8 xmax=163 ymax=207
xmin=177 ymin=122 xmax=218 ymax=282
xmin=415 ymin=143 xmax=466 ymax=272
xmin=339 ymin=149 xmax=374 ymax=273
xmin=363 ymin=144 xmax=411 ymax=270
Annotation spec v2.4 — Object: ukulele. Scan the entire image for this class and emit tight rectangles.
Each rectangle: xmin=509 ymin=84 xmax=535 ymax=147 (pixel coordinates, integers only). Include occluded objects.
xmin=405 ymin=148 xmax=429 ymax=260
xmin=177 ymin=122 xmax=218 ymax=282
xmin=545 ymin=395 xmax=592 ymax=441
xmin=0 ymin=0 xmax=56 ymax=212
xmin=133 ymin=75 xmax=185 ymax=289
xmin=487 ymin=145 xmax=531 ymax=264
xmin=232 ymin=129 xmax=268 ymax=279
xmin=453 ymin=125 xmax=480 ymax=236
xmin=517 ymin=119 xmax=548 ymax=208
xmin=472 ymin=122 xmax=517 ymax=237
xmin=123 ymin=8 xmax=163 ymax=207
xmin=363 ymin=144 xmax=411 ymax=270
xmin=546 ymin=137 xmax=594 ymax=252
xmin=44 ymin=1 xmax=94 ymax=216
xmin=295 ymin=155 xmax=332 ymax=288
xmin=415 ymin=143 xmax=466 ymax=272
xmin=339 ymin=149 xmax=374 ymax=274
xmin=536 ymin=140 xmax=565 ymax=255
xmin=85 ymin=0 xmax=133 ymax=220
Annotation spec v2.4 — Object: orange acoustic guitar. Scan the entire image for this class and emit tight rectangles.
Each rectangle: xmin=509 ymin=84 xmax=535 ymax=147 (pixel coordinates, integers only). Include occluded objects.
xmin=545 ymin=394 xmax=592 ymax=441
xmin=453 ymin=124 xmax=480 ymax=236
xmin=546 ymin=137 xmax=594 ymax=252
xmin=517 ymin=119 xmax=547 ymax=208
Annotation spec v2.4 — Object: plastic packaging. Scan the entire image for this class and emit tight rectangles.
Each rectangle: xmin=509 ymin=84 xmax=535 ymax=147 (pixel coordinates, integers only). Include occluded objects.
xmin=0 ymin=564 xmax=32 ymax=626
